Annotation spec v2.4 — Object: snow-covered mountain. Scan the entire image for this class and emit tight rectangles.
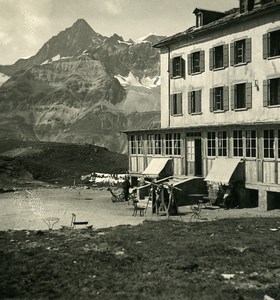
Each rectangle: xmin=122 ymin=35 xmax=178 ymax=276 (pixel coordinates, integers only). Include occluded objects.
xmin=0 ymin=19 xmax=164 ymax=153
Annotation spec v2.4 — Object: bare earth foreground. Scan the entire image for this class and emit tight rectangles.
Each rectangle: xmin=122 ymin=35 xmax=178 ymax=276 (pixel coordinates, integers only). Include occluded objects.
xmin=0 ymin=187 xmax=280 ymax=231
xmin=1 ymin=188 xmax=280 ymax=299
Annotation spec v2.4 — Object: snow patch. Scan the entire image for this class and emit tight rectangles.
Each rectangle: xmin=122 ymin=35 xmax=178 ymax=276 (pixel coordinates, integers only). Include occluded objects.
xmin=41 ymin=55 xmax=72 ymax=65
xmin=118 ymin=40 xmax=133 ymax=45
xmin=51 ymin=54 xmax=61 ymax=62
xmin=135 ymin=32 xmax=159 ymax=43
xmin=114 ymin=71 xmax=160 ymax=89
xmin=0 ymin=72 xmax=9 ymax=86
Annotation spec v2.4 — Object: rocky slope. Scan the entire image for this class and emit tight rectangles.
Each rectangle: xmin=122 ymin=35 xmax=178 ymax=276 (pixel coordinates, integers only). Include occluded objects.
xmin=0 ymin=19 xmax=162 ymax=153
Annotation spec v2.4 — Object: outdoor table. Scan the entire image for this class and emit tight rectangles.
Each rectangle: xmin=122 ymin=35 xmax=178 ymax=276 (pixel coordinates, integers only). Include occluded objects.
xmin=42 ymin=217 xmax=60 ymax=230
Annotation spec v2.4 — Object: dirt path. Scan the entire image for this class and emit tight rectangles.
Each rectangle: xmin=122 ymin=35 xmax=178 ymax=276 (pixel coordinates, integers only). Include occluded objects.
xmin=0 ymin=188 xmax=279 ymax=231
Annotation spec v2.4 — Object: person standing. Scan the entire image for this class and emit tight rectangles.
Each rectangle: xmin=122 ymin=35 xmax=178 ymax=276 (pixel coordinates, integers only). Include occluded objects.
xmin=122 ymin=176 xmax=131 ymax=201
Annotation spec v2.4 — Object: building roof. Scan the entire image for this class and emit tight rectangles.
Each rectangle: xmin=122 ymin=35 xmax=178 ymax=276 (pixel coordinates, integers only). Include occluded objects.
xmin=153 ymin=1 xmax=280 ymax=48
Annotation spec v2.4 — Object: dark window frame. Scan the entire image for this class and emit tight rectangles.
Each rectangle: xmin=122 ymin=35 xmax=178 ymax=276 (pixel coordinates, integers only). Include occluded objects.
xmin=170 ymin=93 xmax=183 ymax=116
xmin=207 ymin=131 xmax=216 ymax=157
xmin=190 ymin=90 xmax=201 ymax=114
xmin=245 ymin=130 xmax=257 ymax=158
xmin=264 ymin=29 xmax=280 ymax=59
xmin=264 ymin=129 xmax=275 ymax=159
xmin=233 ymin=130 xmax=244 ymax=157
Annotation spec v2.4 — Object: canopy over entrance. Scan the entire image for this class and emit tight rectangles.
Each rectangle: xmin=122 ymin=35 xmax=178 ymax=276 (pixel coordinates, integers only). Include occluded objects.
xmin=204 ymin=158 xmax=243 ymax=185
xmin=142 ymin=158 xmax=172 ymax=178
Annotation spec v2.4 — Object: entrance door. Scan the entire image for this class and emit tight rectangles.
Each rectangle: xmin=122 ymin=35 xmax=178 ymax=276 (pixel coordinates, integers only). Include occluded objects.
xmin=186 ymin=138 xmax=202 ymax=176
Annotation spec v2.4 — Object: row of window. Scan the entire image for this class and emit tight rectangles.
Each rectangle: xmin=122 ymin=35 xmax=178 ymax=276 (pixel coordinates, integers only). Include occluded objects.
xmin=129 ymin=129 xmax=280 ymax=159
xmin=171 ymin=29 xmax=280 ymax=78
xmin=171 ymin=78 xmax=280 ymax=115
xmin=208 ymin=129 xmax=280 ymax=159
xmin=130 ymin=133 xmax=181 ymax=156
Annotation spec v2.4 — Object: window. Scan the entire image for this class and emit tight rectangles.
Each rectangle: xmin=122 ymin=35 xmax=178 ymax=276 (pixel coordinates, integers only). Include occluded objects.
xmin=164 ymin=133 xmax=181 ymax=155
xmin=233 ymin=130 xmax=243 ymax=157
xmin=240 ymin=0 xmax=255 ymax=13
xmin=207 ymin=132 xmax=216 ymax=157
xmin=155 ymin=134 xmax=162 ymax=155
xmin=231 ymin=82 xmax=252 ymax=110
xmin=210 ymin=86 xmax=229 ymax=112
xmin=218 ymin=131 xmax=227 ymax=157
xmin=196 ymin=13 xmax=203 ymax=27
xmin=188 ymin=51 xmax=205 ymax=74
xmin=246 ymin=130 xmax=257 ymax=157
xmin=165 ymin=133 xmax=172 ymax=155
xmin=209 ymin=45 xmax=229 ymax=70
xmin=147 ymin=134 xmax=153 ymax=155
xmin=174 ymin=133 xmax=181 ymax=155
xmin=263 ymin=29 xmax=280 ymax=59
xmin=188 ymin=90 xmax=201 ymax=114
xmin=230 ymin=38 xmax=251 ymax=65
xmin=170 ymin=93 xmax=183 ymax=116
xmin=129 ymin=135 xmax=136 ymax=155
xmin=263 ymin=78 xmax=280 ymax=106
xmin=264 ymin=130 xmax=275 ymax=158
xmin=137 ymin=135 xmax=143 ymax=155
xmin=170 ymin=56 xmax=185 ymax=78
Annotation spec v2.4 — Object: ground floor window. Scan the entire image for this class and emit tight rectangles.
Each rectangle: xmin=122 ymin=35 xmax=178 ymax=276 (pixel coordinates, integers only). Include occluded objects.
xmin=264 ymin=129 xmax=275 ymax=158
xmin=129 ymin=135 xmax=137 ymax=154
xmin=218 ymin=131 xmax=227 ymax=157
xmin=233 ymin=130 xmax=243 ymax=157
xmin=245 ymin=130 xmax=257 ymax=158
xmin=155 ymin=134 xmax=162 ymax=155
xmin=174 ymin=133 xmax=181 ymax=155
xmin=165 ymin=133 xmax=172 ymax=155
xmin=164 ymin=133 xmax=181 ymax=156
xmin=147 ymin=134 xmax=153 ymax=155
xmin=137 ymin=135 xmax=143 ymax=154
xmin=207 ymin=132 xmax=216 ymax=157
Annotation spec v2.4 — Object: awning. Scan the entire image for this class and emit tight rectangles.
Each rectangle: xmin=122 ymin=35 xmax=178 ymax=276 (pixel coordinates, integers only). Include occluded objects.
xmin=204 ymin=158 xmax=243 ymax=185
xmin=142 ymin=158 xmax=172 ymax=178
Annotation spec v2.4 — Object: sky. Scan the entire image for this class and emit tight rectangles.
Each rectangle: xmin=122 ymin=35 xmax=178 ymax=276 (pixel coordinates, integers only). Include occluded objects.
xmin=0 ymin=0 xmax=237 ymax=65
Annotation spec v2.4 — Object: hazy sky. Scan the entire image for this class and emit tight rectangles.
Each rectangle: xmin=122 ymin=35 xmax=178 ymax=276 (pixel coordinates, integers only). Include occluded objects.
xmin=0 ymin=0 xmax=237 ymax=65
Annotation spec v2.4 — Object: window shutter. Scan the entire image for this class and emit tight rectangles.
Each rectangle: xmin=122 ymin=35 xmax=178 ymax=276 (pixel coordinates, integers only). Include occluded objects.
xmin=223 ymin=44 xmax=229 ymax=68
xmin=209 ymin=48 xmax=214 ymax=70
xmin=177 ymin=93 xmax=183 ymax=114
xmin=197 ymin=90 xmax=202 ymax=113
xmin=246 ymin=82 xmax=252 ymax=109
xmin=231 ymin=85 xmax=236 ymax=110
xmin=223 ymin=86 xmax=229 ymax=111
xmin=210 ymin=88 xmax=214 ymax=112
xmin=230 ymin=42 xmax=235 ymax=66
xmin=169 ymin=58 xmax=173 ymax=78
xmin=188 ymin=92 xmax=192 ymax=114
xmin=263 ymin=33 xmax=270 ymax=59
xmin=170 ymin=94 xmax=174 ymax=115
xmin=245 ymin=38 xmax=252 ymax=63
xmin=200 ymin=50 xmax=205 ymax=73
xmin=188 ymin=54 xmax=192 ymax=75
xmin=180 ymin=57 xmax=185 ymax=78
xmin=263 ymin=80 xmax=269 ymax=107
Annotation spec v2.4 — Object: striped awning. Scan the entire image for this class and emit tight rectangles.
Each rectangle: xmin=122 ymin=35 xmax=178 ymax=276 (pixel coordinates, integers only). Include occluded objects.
xmin=204 ymin=158 xmax=242 ymax=185
xmin=142 ymin=158 xmax=172 ymax=178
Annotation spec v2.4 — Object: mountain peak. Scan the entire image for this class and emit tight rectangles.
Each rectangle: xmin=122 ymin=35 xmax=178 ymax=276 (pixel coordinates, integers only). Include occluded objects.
xmin=72 ymin=19 xmax=91 ymax=29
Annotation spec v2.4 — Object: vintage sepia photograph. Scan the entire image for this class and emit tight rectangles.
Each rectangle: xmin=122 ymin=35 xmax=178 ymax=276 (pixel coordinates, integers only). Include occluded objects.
xmin=0 ymin=0 xmax=280 ymax=299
